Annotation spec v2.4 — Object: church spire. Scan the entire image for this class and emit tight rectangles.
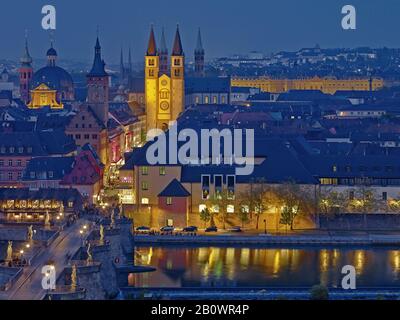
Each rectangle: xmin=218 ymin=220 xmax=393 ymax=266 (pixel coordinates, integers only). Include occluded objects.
xmin=88 ymin=35 xmax=108 ymax=77
xmin=146 ymin=25 xmax=157 ymax=56
xmin=159 ymin=27 xmax=168 ymax=54
xmin=120 ymin=47 xmax=125 ymax=79
xmin=194 ymin=27 xmax=205 ymax=77
xmin=172 ymin=25 xmax=184 ymax=56
xmin=21 ymin=34 xmax=33 ymax=67
xmin=195 ymin=28 xmax=204 ymax=53
xmin=159 ymin=27 xmax=168 ymax=75
xmin=128 ymin=47 xmax=133 ymax=74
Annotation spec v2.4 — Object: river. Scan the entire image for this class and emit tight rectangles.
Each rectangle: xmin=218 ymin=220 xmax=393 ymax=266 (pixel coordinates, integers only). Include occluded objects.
xmin=131 ymin=245 xmax=400 ymax=289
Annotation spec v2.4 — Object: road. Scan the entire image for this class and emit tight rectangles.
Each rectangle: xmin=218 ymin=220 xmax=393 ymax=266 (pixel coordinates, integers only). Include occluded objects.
xmin=0 ymin=220 xmax=89 ymax=300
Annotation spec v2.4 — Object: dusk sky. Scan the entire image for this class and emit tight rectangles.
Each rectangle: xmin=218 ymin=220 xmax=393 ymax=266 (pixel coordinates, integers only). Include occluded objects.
xmin=1 ymin=0 xmax=400 ymax=63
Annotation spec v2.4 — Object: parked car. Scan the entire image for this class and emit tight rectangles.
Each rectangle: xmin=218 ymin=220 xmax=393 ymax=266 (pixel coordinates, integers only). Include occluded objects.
xmin=183 ymin=226 xmax=198 ymax=232
xmin=205 ymin=226 xmax=218 ymax=232
xmin=136 ymin=226 xmax=150 ymax=233
xmin=228 ymin=226 xmax=242 ymax=232
xmin=160 ymin=226 xmax=175 ymax=232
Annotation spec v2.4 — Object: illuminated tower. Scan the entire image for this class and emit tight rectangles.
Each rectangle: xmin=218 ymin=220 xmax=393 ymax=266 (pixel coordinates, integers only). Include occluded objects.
xmin=194 ymin=28 xmax=205 ymax=77
xmin=87 ymin=36 xmax=109 ymax=125
xmin=145 ymin=25 xmax=159 ymax=132
xmin=170 ymin=25 xmax=185 ymax=122
xmin=159 ymin=28 xmax=168 ymax=75
xmin=19 ymin=36 xmax=33 ymax=103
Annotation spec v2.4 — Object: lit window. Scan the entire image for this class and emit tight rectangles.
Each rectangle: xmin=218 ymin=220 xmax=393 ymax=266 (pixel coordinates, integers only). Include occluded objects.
xmin=227 ymin=205 xmax=235 ymax=213
xmin=141 ymin=167 xmax=149 ymax=175
xmin=199 ymin=204 xmax=207 ymax=213
xmin=166 ymin=197 xmax=172 ymax=205
xmin=159 ymin=167 xmax=166 ymax=176
xmin=142 ymin=181 xmax=149 ymax=190
xmin=141 ymin=198 xmax=149 ymax=205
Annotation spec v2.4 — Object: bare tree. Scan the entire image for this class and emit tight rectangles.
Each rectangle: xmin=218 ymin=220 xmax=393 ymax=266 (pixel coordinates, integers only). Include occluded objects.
xmin=276 ymin=181 xmax=314 ymax=230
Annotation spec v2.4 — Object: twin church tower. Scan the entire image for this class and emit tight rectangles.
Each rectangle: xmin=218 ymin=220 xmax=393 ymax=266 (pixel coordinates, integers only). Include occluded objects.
xmin=145 ymin=26 xmax=204 ymax=132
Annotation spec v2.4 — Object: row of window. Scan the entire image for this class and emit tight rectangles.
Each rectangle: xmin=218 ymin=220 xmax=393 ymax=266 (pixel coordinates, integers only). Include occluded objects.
xmin=194 ymin=95 xmax=227 ymax=105
xmin=71 ymin=134 xmax=98 ymax=140
xmin=331 ymin=165 xmax=398 ymax=173
xmin=0 ymin=147 xmax=33 ymax=154
xmin=141 ymin=166 xmax=166 ymax=176
xmin=0 ymin=159 xmax=26 ymax=167
xmin=74 ymin=123 xmax=95 ymax=129
xmin=0 ymin=172 xmax=21 ymax=181
xmin=320 ymin=178 xmax=400 ymax=186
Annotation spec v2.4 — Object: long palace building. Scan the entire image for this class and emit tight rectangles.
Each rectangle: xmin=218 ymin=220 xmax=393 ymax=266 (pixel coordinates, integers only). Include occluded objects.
xmin=231 ymin=76 xmax=384 ymax=94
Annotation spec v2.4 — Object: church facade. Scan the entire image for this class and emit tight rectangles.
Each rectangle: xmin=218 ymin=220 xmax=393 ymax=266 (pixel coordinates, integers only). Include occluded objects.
xmin=145 ymin=26 xmax=185 ymax=132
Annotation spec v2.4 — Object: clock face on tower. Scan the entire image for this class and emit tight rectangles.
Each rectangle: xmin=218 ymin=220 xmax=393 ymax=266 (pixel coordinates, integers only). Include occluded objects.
xmin=160 ymin=101 xmax=169 ymax=111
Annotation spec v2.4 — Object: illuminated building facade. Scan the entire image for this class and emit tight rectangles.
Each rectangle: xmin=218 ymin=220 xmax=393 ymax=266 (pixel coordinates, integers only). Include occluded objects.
xmin=28 ymin=44 xmax=75 ymax=109
xmin=231 ymin=76 xmax=384 ymax=94
xmin=145 ymin=26 xmax=185 ymax=132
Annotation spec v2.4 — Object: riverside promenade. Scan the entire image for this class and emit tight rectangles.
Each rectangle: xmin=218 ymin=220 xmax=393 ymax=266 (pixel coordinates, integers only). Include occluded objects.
xmin=120 ymin=286 xmax=400 ymax=300
xmin=132 ymin=232 xmax=400 ymax=246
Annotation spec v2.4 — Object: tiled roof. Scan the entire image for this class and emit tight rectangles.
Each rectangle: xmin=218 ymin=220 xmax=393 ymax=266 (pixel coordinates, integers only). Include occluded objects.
xmin=186 ymin=77 xmax=231 ymax=94
xmin=22 ymin=156 xmax=75 ymax=180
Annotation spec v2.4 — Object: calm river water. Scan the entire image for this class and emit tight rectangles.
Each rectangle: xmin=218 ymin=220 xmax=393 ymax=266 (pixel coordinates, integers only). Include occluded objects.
xmin=132 ymin=245 xmax=400 ymax=288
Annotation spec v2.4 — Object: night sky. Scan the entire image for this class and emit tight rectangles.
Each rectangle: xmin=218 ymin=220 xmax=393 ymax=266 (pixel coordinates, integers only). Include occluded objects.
xmin=1 ymin=0 xmax=400 ymax=62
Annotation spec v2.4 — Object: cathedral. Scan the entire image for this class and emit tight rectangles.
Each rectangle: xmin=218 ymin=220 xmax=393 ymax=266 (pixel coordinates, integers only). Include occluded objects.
xmin=24 ymin=42 xmax=75 ymax=109
xmin=145 ymin=26 xmax=185 ymax=132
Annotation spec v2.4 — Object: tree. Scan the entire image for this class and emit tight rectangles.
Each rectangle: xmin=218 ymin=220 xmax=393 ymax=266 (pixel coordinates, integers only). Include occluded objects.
xmin=348 ymin=185 xmax=378 ymax=213
xmin=237 ymin=206 xmax=250 ymax=228
xmin=310 ymin=284 xmax=329 ymax=300
xmin=276 ymin=181 xmax=313 ymax=230
xmin=199 ymin=207 xmax=211 ymax=228
xmin=209 ymin=189 xmax=235 ymax=229
xmin=318 ymin=188 xmax=346 ymax=215
xmin=238 ymin=179 xmax=272 ymax=230
xmin=388 ymin=194 xmax=400 ymax=213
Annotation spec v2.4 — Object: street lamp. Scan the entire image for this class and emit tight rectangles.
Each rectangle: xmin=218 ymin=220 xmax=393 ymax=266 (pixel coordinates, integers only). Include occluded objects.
xmin=263 ymin=219 xmax=267 ymax=235
xmin=79 ymin=229 xmax=84 ymax=246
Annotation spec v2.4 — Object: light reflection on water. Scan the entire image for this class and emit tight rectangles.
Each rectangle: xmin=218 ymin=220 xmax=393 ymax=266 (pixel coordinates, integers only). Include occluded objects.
xmin=132 ymin=246 xmax=400 ymax=288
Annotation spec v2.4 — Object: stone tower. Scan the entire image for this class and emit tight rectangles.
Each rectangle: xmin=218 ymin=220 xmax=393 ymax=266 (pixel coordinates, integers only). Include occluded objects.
xmin=19 ymin=36 xmax=33 ymax=103
xmin=87 ymin=36 xmax=109 ymax=125
xmin=145 ymin=25 xmax=185 ymax=133
xmin=144 ymin=25 xmax=159 ymax=132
